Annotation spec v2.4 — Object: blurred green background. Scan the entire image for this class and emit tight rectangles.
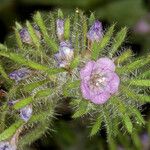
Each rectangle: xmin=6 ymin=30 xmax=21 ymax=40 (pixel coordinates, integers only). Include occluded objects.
xmin=0 ymin=0 xmax=150 ymax=150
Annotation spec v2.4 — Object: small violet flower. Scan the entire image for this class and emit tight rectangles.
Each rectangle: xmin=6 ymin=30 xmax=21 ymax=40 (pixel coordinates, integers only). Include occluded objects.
xmin=54 ymin=41 xmax=74 ymax=68
xmin=20 ymin=105 xmax=32 ymax=122
xmin=56 ymin=19 xmax=64 ymax=40
xmin=80 ymin=58 xmax=120 ymax=104
xmin=19 ymin=28 xmax=41 ymax=44
xmin=9 ymin=68 xmax=31 ymax=83
xmin=0 ymin=141 xmax=16 ymax=150
xmin=87 ymin=20 xmax=103 ymax=42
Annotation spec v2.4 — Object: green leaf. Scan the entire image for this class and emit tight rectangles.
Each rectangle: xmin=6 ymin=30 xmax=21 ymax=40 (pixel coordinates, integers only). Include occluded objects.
xmin=64 ymin=17 xmax=70 ymax=40
xmin=89 ymin=13 xmax=95 ymax=26
xmin=72 ymin=100 xmax=88 ymax=118
xmin=91 ymin=42 xmax=100 ymax=60
xmin=15 ymin=28 xmax=23 ymax=49
xmin=70 ymin=56 xmax=80 ymax=69
xmin=127 ymin=79 xmax=150 ymax=87
xmin=15 ymin=22 xmax=22 ymax=30
xmin=90 ymin=115 xmax=102 ymax=136
xmin=26 ymin=21 xmax=40 ymax=48
xmin=58 ymin=9 xmax=63 ymax=18
xmin=112 ymin=97 xmax=133 ymax=133
xmin=0 ymin=51 xmax=50 ymax=71
xmin=137 ymin=70 xmax=150 ymax=79
xmin=23 ymin=79 xmax=48 ymax=92
xmin=110 ymin=27 xmax=127 ymax=57
xmin=34 ymin=88 xmax=52 ymax=98
xmin=0 ymin=44 xmax=7 ymax=51
xmin=116 ymin=56 xmax=150 ymax=74
xmin=115 ymin=49 xmax=132 ymax=65
xmin=123 ymin=114 xmax=133 ymax=133
xmin=0 ymin=62 xmax=10 ymax=81
xmin=0 ymin=120 xmax=24 ymax=141
xmin=14 ymin=97 xmax=33 ymax=110
xmin=131 ymin=132 xmax=142 ymax=149
xmin=121 ymin=85 xmax=150 ymax=102
xmin=46 ymin=67 xmax=66 ymax=75
xmin=108 ymin=138 xmax=117 ymax=150
xmin=34 ymin=11 xmax=58 ymax=52
xmin=18 ymin=122 xmax=48 ymax=147
xmin=63 ymin=80 xmax=80 ymax=96
xmin=132 ymin=108 xmax=145 ymax=125
xmin=81 ymin=14 xmax=87 ymax=50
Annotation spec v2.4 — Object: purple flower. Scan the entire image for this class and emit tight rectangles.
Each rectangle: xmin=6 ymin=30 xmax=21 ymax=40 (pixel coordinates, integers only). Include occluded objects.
xmin=9 ymin=68 xmax=31 ymax=82
xmin=87 ymin=20 xmax=103 ymax=42
xmin=0 ymin=141 xmax=16 ymax=150
xmin=54 ymin=41 xmax=74 ymax=68
xmin=20 ymin=105 xmax=32 ymax=122
xmin=56 ymin=19 xmax=64 ymax=40
xmin=19 ymin=28 xmax=41 ymax=44
xmin=80 ymin=58 xmax=120 ymax=104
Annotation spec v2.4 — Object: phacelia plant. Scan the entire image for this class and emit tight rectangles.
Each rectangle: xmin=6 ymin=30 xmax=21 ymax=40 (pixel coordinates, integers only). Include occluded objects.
xmin=0 ymin=9 xmax=150 ymax=149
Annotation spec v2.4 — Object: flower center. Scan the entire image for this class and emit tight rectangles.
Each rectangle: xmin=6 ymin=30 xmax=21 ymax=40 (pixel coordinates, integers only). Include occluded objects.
xmin=89 ymin=73 xmax=106 ymax=90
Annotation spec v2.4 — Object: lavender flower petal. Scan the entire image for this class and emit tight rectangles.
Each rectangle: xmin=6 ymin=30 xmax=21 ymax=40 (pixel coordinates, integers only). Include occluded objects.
xmin=80 ymin=57 xmax=120 ymax=104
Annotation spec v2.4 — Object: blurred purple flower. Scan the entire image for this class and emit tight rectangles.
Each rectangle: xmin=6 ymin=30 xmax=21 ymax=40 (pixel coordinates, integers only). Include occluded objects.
xmin=9 ymin=68 xmax=31 ymax=82
xmin=140 ymin=133 xmax=150 ymax=150
xmin=20 ymin=105 xmax=32 ymax=122
xmin=19 ymin=28 xmax=41 ymax=44
xmin=56 ymin=19 xmax=64 ymax=40
xmin=0 ymin=141 xmax=16 ymax=150
xmin=87 ymin=20 xmax=103 ymax=42
xmin=80 ymin=58 xmax=120 ymax=104
xmin=134 ymin=20 xmax=150 ymax=34
xmin=54 ymin=41 xmax=74 ymax=68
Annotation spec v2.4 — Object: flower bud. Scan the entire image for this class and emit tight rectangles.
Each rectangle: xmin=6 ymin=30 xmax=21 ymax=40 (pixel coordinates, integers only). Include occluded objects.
xmin=56 ymin=19 xmax=64 ymax=40
xmin=87 ymin=20 xmax=103 ymax=42
xmin=20 ymin=105 xmax=32 ymax=122
xmin=9 ymin=68 xmax=31 ymax=83
xmin=54 ymin=41 xmax=74 ymax=68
